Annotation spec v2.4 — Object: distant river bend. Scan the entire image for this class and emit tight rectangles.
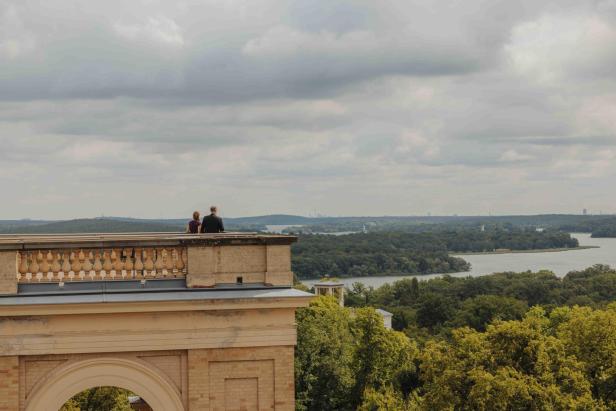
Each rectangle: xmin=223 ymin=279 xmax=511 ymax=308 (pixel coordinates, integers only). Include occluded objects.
xmin=303 ymin=233 xmax=616 ymax=288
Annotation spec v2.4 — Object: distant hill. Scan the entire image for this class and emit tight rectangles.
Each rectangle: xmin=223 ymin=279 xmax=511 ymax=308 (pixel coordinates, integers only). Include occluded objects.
xmin=0 ymin=220 xmax=53 ymax=229
xmin=0 ymin=218 xmax=183 ymax=234
xmin=225 ymin=214 xmax=313 ymax=225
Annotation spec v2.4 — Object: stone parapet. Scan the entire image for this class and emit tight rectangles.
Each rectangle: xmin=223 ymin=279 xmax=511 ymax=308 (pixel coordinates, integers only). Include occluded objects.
xmin=0 ymin=233 xmax=297 ymax=293
xmin=186 ymin=243 xmax=294 ymax=288
xmin=0 ymin=232 xmax=310 ymax=410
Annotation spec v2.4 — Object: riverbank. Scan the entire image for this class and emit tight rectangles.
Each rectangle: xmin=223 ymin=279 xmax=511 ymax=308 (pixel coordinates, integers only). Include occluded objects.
xmin=451 ymin=245 xmax=599 ymax=256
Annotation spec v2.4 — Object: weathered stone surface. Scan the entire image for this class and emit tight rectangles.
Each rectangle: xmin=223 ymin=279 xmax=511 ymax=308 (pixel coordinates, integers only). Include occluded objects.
xmin=188 ymin=346 xmax=295 ymax=411
xmin=0 ymin=233 xmax=310 ymax=410
xmin=188 ymin=244 xmax=289 ymax=286
xmin=0 ymin=252 xmax=17 ymax=295
xmin=0 ymin=356 xmax=19 ymax=411
xmin=186 ymin=246 xmax=216 ymax=287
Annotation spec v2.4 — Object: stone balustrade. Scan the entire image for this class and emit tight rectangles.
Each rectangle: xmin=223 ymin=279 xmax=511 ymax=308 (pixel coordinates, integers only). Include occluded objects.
xmin=0 ymin=232 xmax=296 ymax=294
xmin=16 ymin=247 xmax=187 ymax=283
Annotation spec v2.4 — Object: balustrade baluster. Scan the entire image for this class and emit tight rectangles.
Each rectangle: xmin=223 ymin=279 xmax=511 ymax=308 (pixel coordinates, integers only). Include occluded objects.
xmin=71 ymin=251 xmax=82 ymax=281
xmin=154 ymin=249 xmax=164 ymax=278
xmin=67 ymin=252 xmax=75 ymax=281
xmin=51 ymin=252 xmax=62 ymax=282
xmin=109 ymin=250 xmax=117 ymax=280
xmin=93 ymin=251 xmax=103 ymax=280
xmin=144 ymin=249 xmax=154 ymax=277
xmin=112 ymin=249 xmax=124 ymax=279
xmin=176 ymin=248 xmax=185 ymax=273
xmin=18 ymin=252 xmax=29 ymax=282
xmin=102 ymin=250 xmax=112 ymax=280
xmin=39 ymin=251 xmax=50 ymax=278
xmin=169 ymin=249 xmax=177 ymax=276
xmin=180 ymin=248 xmax=188 ymax=274
xmin=83 ymin=251 xmax=94 ymax=280
xmin=29 ymin=252 xmax=40 ymax=282
xmin=77 ymin=250 xmax=86 ymax=280
xmin=60 ymin=252 xmax=71 ymax=282
xmin=46 ymin=251 xmax=54 ymax=280
xmin=164 ymin=249 xmax=174 ymax=277
xmin=124 ymin=248 xmax=134 ymax=279
xmin=134 ymin=248 xmax=144 ymax=277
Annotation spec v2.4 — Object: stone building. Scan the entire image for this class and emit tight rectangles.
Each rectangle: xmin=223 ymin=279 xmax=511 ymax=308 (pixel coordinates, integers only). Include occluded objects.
xmin=313 ymin=280 xmax=392 ymax=329
xmin=313 ymin=280 xmax=345 ymax=306
xmin=0 ymin=232 xmax=312 ymax=411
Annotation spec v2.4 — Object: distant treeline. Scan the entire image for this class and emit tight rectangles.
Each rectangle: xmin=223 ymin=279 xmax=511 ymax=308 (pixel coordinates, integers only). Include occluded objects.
xmin=291 ymin=229 xmax=579 ymax=279
xmin=5 ymin=214 xmax=616 ymax=237
xmin=560 ymin=217 xmax=616 ymax=238
xmin=592 ymin=224 xmax=616 ymax=237
xmin=283 ymin=213 xmax=616 ymax=237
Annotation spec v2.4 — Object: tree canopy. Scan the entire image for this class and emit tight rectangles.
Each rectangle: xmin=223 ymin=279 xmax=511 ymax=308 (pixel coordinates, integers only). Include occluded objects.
xmin=296 ymin=266 xmax=616 ymax=410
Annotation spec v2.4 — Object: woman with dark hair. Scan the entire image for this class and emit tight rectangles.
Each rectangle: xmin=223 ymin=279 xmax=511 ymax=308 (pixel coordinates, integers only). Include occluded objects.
xmin=187 ymin=211 xmax=201 ymax=234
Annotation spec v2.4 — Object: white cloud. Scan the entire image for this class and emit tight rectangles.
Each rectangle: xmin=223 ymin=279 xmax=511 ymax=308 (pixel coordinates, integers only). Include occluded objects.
xmin=0 ymin=4 xmax=36 ymax=60
xmin=113 ymin=16 xmax=184 ymax=46
xmin=506 ymin=13 xmax=616 ymax=84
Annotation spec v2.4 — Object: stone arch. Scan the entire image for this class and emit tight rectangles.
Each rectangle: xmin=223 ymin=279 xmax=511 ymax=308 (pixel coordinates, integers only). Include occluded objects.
xmin=25 ymin=357 xmax=185 ymax=411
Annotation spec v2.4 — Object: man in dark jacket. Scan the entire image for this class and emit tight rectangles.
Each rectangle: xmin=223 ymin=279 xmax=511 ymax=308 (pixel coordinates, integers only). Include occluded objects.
xmin=201 ymin=206 xmax=225 ymax=233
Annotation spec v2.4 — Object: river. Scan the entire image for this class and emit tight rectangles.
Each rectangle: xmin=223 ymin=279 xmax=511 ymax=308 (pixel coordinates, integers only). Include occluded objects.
xmin=302 ymin=233 xmax=616 ymax=288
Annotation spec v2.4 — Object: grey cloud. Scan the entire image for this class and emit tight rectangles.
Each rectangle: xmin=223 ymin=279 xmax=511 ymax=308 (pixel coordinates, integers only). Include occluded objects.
xmin=0 ymin=0 xmax=536 ymax=103
xmin=1 ymin=0 xmax=616 ymax=218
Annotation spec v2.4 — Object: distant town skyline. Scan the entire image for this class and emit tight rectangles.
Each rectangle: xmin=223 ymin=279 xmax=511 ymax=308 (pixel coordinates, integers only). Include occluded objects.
xmin=1 ymin=0 xmax=616 ymax=219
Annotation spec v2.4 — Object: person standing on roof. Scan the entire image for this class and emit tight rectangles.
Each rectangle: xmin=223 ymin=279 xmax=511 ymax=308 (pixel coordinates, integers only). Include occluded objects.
xmin=187 ymin=211 xmax=201 ymax=233
xmin=201 ymin=206 xmax=225 ymax=233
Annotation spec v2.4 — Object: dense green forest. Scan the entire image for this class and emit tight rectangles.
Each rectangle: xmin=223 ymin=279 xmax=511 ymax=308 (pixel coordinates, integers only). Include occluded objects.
xmin=291 ymin=229 xmax=579 ymax=279
xmin=296 ymin=265 xmax=616 ymax=410
xmin=557 ymin=216 xmax=616 ymax=238
xmin=591 ymin=220 xmax=616 ymax=238
xmin=345 ymin=264 xmax=616 ymax=335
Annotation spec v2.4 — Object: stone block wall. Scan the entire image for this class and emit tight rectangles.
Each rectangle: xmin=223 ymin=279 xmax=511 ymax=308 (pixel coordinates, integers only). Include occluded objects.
xmin=0 ymin=356 xmax=19 ymax=411
xmin=187 ymin=244 xmax=293 ymax=288
xmin=188 ymin=346 xmax=295 ymax=411
xmin=0 ymin=252 xmax=17 ymax=295
xmin=15 ymin=346 xmax=294 ymax=410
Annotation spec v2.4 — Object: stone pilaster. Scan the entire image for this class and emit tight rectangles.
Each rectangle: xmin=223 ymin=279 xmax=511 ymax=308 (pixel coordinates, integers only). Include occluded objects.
xmin=265 ymin=245 xmax=293 ymax=286
xmin=0 ymin=356 xmax=19 ymax=411
xmin=186 ymin=246 xmax=216 ymax=288
xmin=0 ymin=252 xmax=17 ymax=295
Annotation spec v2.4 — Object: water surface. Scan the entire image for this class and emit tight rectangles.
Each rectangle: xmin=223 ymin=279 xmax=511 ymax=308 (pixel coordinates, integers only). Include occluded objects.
xmin=303 ymin=233 xmax=616 ymax=288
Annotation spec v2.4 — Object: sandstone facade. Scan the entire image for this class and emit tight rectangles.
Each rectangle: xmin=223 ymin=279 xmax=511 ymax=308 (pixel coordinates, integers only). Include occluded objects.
xmin=0 ymin=233 xmax=311 ymax=411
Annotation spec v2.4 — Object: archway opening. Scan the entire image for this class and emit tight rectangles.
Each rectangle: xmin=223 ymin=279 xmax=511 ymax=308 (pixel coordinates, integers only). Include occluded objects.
xmin=60 ymin=386 xmax=153 ymax=411
xmin=25 ymin=358 xmax=184 ymax=411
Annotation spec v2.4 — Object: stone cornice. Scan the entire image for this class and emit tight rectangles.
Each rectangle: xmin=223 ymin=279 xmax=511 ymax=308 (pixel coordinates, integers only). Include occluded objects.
xmin=0 ymin=295 xmax=312 ymax=316
xmin=0 ymin=232 xmax=297 ymax=251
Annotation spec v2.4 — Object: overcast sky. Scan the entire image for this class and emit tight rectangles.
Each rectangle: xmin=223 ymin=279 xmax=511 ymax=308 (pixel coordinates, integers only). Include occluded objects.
xmin=1 ymin=0 xmax=616 ymax=219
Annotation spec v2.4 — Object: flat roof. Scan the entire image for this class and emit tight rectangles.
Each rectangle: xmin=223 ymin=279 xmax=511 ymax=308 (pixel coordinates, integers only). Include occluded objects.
xmin=0 ymin=281 xmax=312 ymax=306
xmin=375 ymin=308 xmax=393 ymax=316
xmin=313 ymin=281 xmax=345 ymax=286
xmin=0 ymin=232 xmax=296 ymax=250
